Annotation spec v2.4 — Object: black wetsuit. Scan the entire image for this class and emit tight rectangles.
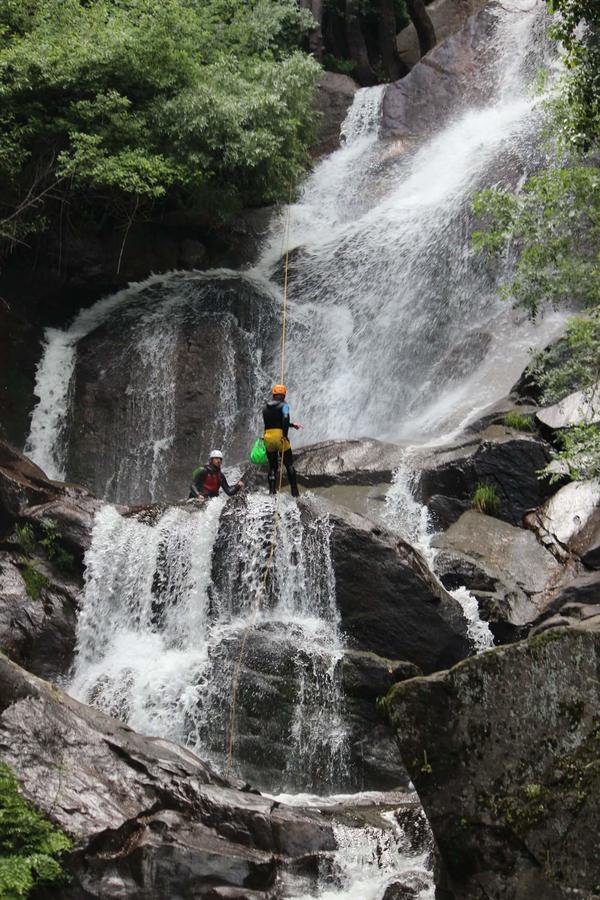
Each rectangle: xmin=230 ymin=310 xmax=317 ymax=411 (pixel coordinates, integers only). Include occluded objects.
xmin=262 ymin=399 xmax=299 ymax=496
xmin=189 ymin=463 xmax=240 ymax=499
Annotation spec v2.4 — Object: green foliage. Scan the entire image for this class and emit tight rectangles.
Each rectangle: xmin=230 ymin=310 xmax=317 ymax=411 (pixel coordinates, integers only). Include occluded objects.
xmin=0 ymin=763 xmax=72 ymax=899
xmin=19 ymin=562 xmax=49 ymax=601
xmin=0 ymin=0 xmax=320 ymax=247
xmin=37 ymin=521 xmax=74 ymax=575
xmin=503 ymin=411 xmax=534 ymax=431
xmin=545 ymin=421 xmax=600 ymax=482
xmin=472 ymin=167 xmax=600 ymax=318
xmin=323 ymin=54 xmax=357 ymax=76
xmin=546 ymin=0 xmax=600 ymax=150
xmin=471 ymin=483 xmax=500 ymax=515
xmin=14 ymin=524 xmax=35 ymax=556
xmin=14 ymin=520 xmax=74 ymax=575
xmin=530 ymin=311 xmax=600 ymax=404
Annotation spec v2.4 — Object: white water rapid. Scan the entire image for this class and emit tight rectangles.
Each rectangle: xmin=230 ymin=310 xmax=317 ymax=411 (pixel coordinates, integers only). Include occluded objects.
xmin=69 ymin=495 xmax=348 ymax=793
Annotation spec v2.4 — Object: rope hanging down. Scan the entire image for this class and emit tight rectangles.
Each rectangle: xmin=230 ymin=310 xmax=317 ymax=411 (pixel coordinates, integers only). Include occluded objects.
xmin=225 ymin=191 xmax=293 ymax=776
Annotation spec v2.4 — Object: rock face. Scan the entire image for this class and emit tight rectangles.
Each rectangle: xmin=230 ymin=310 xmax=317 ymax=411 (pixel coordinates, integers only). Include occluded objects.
xmin=432 ymin=510 xmax=565 ymax=642
xmin=524 ymin=480 xmax=600 ymax=568
xmin=0 ymin=655 xmax=337 ymax=899
xmin=387 ymin=626 xmax=600 ymax=900
xmin=383 ymin=5 xmax=503 ymax=141
xmin=413 ymin=427 xmax=555 ymax=528
xmin=341 ymin=650 xmax=421 ymax=790
xmin=67 ymin=274 xmax=277 ymax=504
xmin=294 ymin=438 xmax=406 ymax=487
xmin=313 ymin=72 xmax=359 ymax=157
xmin=536 ymin=383 xmax=600 ymax=431
xmin=396 ymin=0 xmax=488 ymax=68
xmin=0 ymin=441 xmax=100 ymax=679
xmin=311 ymin=497 xmax=473 ymax=671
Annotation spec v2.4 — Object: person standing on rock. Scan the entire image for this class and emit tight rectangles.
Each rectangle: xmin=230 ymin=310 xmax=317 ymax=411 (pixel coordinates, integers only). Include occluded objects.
xmin=189 ymin=451 xmax=244 ymax=500
xmin=263 ymin=385 xmax=301 ymax=497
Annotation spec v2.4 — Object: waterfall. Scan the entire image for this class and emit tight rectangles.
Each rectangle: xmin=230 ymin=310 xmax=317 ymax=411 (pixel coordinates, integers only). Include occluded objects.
xmin=26 ymin=271 xmax=277 ymax=502
xmin=26 ymin=2 xmax=565 ymax=503
xmin=252 ymin=0 xmax=566 ymax=448
xmin=69 ymin=495 xmax=348 ymax=793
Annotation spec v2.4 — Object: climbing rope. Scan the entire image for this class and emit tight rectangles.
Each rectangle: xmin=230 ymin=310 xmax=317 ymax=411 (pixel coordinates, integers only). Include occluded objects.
xmin=225 ymin=190 xmax=293 ymax=776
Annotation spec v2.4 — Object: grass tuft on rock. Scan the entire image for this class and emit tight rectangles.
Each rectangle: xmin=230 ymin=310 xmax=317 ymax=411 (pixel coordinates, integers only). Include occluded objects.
xmin=19 ymin=563 xmax=49 ymax=601
xmin=0 ymin=763 xmax=72 ymax=899
xmin=503 ymin=411 xmax=533 ymax=432
xmin=471 ymin=483 xmax=500 ymax=516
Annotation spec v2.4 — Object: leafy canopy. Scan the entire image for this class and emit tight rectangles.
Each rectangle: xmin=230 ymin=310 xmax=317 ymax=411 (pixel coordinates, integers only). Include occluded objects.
xmin=0 ymin=0 xmax=320 ymax=244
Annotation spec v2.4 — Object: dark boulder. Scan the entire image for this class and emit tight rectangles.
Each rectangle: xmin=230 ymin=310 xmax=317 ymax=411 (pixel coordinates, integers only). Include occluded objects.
xmin=66 ymin=274 xmax=277 ymax=505
xmin=0 ymin=440 xmax=58 ymax=534
xmin=386 ymin=626 xmax=600 ymax=900
xmin=341 ymin=650 xmax=421 ymax=790
xmin=0 ymin=655 xmax=337 ymax=899
xmin=412 ymin=426 xmax=555 ymax=528
xmin=313 ymin=72 xmax=359 ymax=157
xmin=0 ymin=550 xmax=79 ymax=681
xmin=306 ymin=496 xmax=472 ymax=672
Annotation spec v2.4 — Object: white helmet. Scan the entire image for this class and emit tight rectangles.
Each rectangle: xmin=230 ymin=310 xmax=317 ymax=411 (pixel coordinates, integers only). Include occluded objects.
xmin=208 ymin=450 xmax=223 ymax=460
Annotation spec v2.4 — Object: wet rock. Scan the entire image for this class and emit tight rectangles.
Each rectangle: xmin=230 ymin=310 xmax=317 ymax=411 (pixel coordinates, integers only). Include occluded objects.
xmin=294 ymin=439 xmax=405 ymax=488
xmin=0 ymin=656 xmax=337 ymax=899
xmin=67 ymin=274 xmax=277 ymax=504
xmin=341 ymin=650 xmax=422 ymax=791
xmin=432 ymin=510 xmax=563 ymax=608
xmin=396 ymin=0 xmax=488 ymax=68
xmin=524 ymin=480 xmax=600 ymax=567
xmin=413 ymin=426 xmax=555 ymax=527
xmin=0 ymin=440 xmax=58 ymax=534
xmin=313 ymin=72 xmax=359 ymax=157
xmin=307 ymin=496 xmax=472 ymax=672
xmin=382 ymin=870 xmax=431 ymax=898
xmin=387 ymin=627 xmax=600 ymax=900
xmin=383 ymin=5 xmax=501 ymax=141
xmin=0 ymin=551 xmax=79 ymax=680
xmin=536 ymin=383 xmax=600 ymax=431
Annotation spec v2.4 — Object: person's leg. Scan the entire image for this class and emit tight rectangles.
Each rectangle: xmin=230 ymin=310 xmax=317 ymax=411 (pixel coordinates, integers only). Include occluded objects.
xmin=283 ymin=448 xmax=299 ymax=497
xmin=266 ymin=449 xmax=278 ymax=494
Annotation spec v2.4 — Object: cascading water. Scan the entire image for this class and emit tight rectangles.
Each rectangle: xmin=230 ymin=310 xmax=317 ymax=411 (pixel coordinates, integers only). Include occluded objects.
xmin=69 ymin=494 xmax=348 ymax=793
xmin=26 ymin=271 xmax=277 ymax=502
xmin=254 ymin=0 xmax=566 ymax=447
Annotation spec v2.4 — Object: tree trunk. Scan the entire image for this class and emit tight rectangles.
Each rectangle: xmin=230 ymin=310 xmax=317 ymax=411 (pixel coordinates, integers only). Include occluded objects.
xmin=345 ymin=0 xmax=377 ymax=85
xmin=376 ymin=0 xmax=410 ymax=81
xmin=406 ymin=0 xmax=436 ymax=57
xmin=300 ymin=0 xmax=325 ymax=61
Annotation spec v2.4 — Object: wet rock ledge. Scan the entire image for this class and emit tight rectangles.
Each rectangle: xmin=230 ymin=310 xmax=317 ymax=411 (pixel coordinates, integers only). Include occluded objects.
xmin=0 ymin=654 xmax=336 ymax=899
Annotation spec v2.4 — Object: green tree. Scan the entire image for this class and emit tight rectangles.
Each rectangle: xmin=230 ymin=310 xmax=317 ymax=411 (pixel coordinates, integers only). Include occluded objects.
xmin=0 ymin=0 xmax=320 ymax=250
xmin=472 ymin=0 xmax=599 ymax=481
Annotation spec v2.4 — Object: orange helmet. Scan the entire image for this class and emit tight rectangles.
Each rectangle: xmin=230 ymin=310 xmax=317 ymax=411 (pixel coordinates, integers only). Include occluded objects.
xmin=272 ymin=384 xmax=287 ymax=396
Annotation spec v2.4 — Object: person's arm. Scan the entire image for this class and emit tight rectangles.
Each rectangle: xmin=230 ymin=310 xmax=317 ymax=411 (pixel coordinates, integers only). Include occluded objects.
xmin=281 ymin=402 xmax=291 ymax=438
xmin=220 ymin=472 xmax=242 ymax=496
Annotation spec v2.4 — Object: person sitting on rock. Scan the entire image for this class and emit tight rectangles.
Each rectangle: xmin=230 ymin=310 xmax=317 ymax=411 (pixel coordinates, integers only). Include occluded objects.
xmin=262 ymin=384 xmax=301 ymax=497
xmin=189 ymin=451 xmax=244 ymax=500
